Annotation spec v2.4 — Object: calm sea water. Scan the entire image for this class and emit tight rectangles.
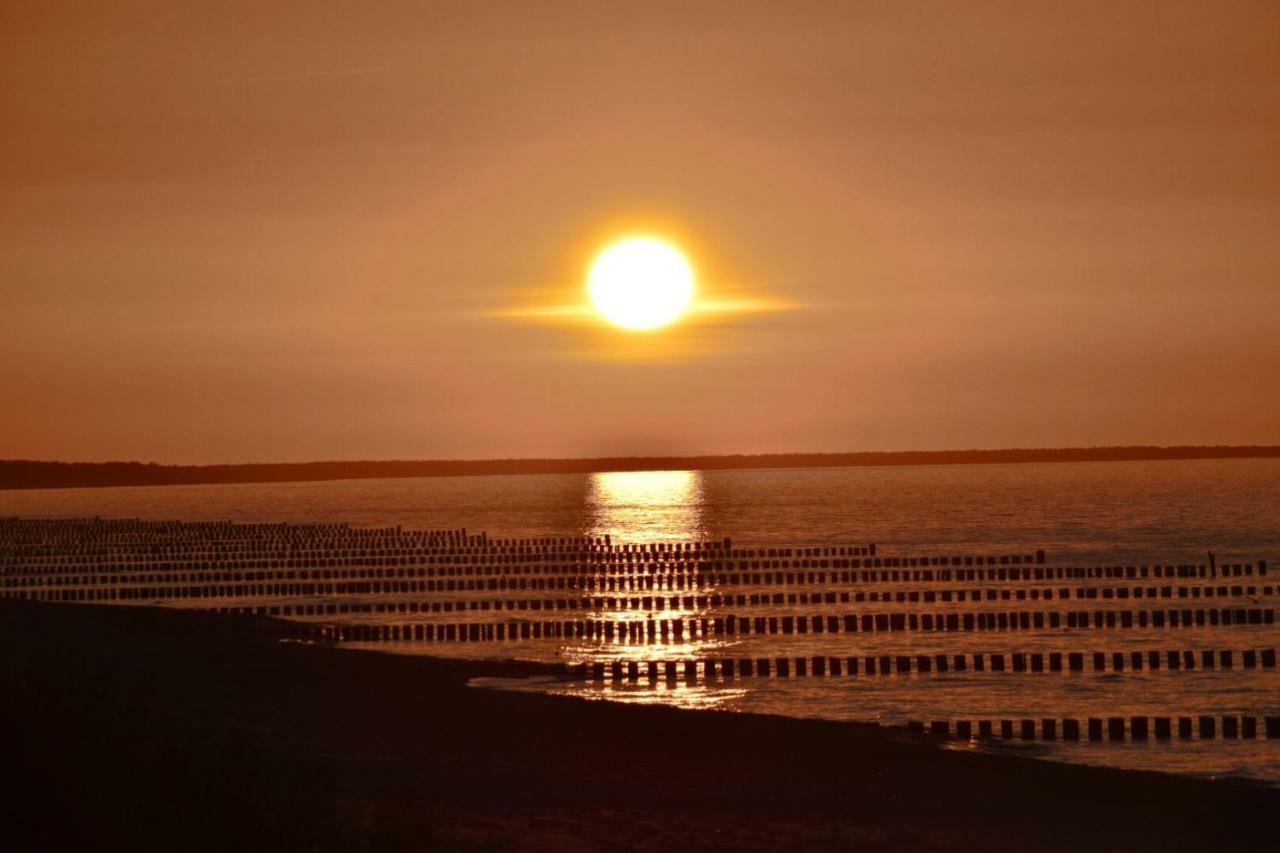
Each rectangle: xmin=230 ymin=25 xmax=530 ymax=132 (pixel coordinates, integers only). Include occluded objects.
xmin=4 ymin=458 xmax=1279 ymax=782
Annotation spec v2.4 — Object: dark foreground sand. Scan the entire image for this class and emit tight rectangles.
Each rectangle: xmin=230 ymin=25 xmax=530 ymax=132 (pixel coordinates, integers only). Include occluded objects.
xmin=3 ymin=601 xmax=1275 ymax=852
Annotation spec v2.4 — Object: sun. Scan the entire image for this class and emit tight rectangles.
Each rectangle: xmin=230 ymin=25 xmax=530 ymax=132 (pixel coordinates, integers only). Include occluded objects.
xmin=587 ymin=237 xmax=695 ymax=331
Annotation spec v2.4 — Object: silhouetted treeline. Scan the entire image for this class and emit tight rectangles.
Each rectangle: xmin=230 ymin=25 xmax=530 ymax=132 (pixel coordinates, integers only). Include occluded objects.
xmin=1 ymin=446 xmax=1277 ymax=491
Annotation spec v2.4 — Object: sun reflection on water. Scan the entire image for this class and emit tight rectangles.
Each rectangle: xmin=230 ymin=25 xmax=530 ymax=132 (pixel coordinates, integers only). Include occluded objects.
xmin=572 ymin=470 xmax=723 ymax=703
xmin=588 ymin=470 xmax=706 ymax=544
xmin=559 ymin=682 xmax=750 ymax=711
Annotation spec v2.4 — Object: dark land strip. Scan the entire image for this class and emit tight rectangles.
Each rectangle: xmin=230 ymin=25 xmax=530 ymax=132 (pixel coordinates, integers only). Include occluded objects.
xmin=3 ymin=445 xmax=1278 ymax=490
xmin=2 ymin=600 xmax=1276 ymax=852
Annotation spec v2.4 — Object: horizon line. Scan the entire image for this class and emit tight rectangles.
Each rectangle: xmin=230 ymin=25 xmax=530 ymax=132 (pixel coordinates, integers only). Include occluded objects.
xmin=2 ymin=445 xmax=1278 ymax=491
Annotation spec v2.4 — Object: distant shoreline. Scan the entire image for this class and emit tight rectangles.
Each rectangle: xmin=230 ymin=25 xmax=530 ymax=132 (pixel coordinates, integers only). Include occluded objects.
xmin=1 ymin=445 xmax=1277 ymax=491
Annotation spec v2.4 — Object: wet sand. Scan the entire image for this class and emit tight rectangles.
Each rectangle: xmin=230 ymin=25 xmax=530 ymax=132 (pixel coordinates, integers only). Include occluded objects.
xmin=2 ymin=600 xmax=1275 ymax=851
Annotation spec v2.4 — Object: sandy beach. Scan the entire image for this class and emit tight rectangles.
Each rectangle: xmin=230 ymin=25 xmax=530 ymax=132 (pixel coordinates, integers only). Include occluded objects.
xmin=2 ymin=599 xmax=1275 ymax=852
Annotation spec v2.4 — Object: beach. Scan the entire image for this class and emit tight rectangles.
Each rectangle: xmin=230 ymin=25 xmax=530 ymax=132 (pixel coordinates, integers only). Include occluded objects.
xmin=3 ymin=599 xmax=1275 ymax=852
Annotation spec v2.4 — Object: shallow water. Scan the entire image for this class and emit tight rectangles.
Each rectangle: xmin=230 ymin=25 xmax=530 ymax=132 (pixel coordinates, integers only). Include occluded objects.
xmin=3 ymin=457 xmax=1278 ymax=782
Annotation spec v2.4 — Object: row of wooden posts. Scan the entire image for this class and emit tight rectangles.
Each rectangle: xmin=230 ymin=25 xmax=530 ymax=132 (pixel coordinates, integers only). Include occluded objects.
xmin=0 ymin=518 xmax=484 ymax=554
xmin=571 ymin=649 xmax=1280 ymax=682
xmin=6 ymin=555 xmax=1265 ymax=586
xmin=319 ymin=606 xmax=1275 ymax=645
xmin=327 ymin=607 xmax=1269 ymax=640
xmin=10 ymin=579 xmax=1275 ymax=616
xmin=906 ymin=716 xmax=1280 ymax=741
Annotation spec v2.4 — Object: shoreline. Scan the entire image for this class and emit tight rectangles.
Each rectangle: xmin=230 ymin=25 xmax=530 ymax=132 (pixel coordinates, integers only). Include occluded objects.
xmin=3 ymin=445 xmax=1277 ymax=491
xmin=4 ymin=600 xmax=1277 ymax=851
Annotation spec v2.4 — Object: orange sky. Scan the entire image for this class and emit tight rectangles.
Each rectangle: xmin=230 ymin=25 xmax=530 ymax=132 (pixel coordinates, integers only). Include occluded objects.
xmin=3 ymin=2 xmax=1277 ymax=464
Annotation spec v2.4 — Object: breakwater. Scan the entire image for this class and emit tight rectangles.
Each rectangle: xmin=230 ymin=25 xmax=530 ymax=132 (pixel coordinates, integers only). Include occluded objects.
xmin=3 ymin=515 xmax=1278 ymax=782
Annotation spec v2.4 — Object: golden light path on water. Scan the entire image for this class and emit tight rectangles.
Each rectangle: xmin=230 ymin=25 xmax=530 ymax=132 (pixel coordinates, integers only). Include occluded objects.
xmin=575 ymin=469 xmax=750 ymax=708
xmin=587 ymin=470 xmax=706 ymax=545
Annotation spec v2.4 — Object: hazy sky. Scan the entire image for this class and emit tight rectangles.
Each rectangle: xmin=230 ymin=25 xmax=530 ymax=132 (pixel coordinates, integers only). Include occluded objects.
xmin=3 ymin=2 xmax=1277 ymax=463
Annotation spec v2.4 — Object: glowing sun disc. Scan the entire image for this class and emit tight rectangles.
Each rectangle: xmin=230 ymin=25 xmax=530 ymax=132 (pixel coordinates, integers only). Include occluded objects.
xmin=588 ymin=237 xmax=694 ymax=330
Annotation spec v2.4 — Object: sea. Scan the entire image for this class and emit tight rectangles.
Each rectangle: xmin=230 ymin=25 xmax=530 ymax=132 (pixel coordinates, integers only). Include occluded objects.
xmin=4 ymin=457 xmax=1279 ymax=783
